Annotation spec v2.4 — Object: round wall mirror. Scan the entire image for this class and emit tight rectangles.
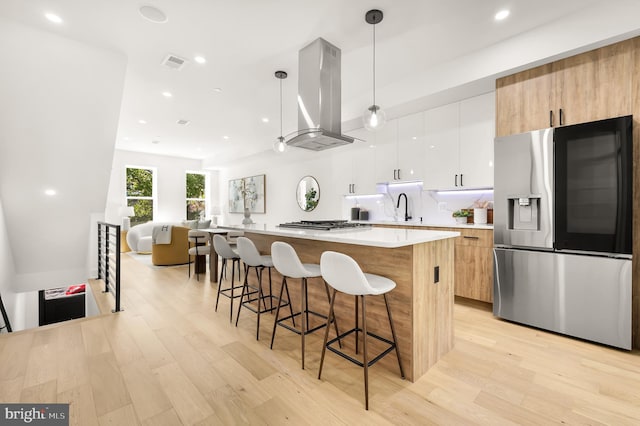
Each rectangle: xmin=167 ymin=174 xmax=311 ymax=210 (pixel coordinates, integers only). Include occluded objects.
xmin=296 ymin=176 xmax=320 ymax=211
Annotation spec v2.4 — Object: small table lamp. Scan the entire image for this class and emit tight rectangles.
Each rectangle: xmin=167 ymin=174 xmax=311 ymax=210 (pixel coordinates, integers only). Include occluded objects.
xmin=119 ymin=206 xmax=135 ymax=230
xmin=211 ymin=205 xmax=221 ymax=225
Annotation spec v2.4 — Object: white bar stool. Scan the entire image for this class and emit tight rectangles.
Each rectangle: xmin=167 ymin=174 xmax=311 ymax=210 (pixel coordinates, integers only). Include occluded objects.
xmin=235 ymin=237 xmax=279 ymax=340
xmin=318 ymin=251 xmax=405 ymax=410
xmin=269 ymin=242 xmax=340 ymax=370
xmin=212 ymin=234 xmax=243 ymax=322
xmin=188 ymin=230 xmax=211 ymax=281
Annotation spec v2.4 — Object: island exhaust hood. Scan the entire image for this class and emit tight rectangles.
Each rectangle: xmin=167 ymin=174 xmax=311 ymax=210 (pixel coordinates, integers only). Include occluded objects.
xmin=286 ymin=38 xmax=355 ymax=151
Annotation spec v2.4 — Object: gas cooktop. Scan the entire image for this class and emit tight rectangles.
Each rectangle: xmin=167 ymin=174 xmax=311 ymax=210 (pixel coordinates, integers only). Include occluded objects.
xmin=278 ymin=220 xmax=370 ymax=231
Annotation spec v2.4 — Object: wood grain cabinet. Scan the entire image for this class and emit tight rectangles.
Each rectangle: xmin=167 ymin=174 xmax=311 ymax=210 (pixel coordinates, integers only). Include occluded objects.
xmin=375 ymin=224 xmax=494 ymax=303
xmin=449 ymin=228 xmax=493 ymax=303
xmin=496 ymin=38 xmax=634 ymax=137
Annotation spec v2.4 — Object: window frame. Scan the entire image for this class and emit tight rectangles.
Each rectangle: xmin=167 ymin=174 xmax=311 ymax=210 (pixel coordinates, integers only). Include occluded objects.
xmin=125 ymin=166 xmax=157 ymax=226
xmin=185 ymin=170 xmax=209 ymax=220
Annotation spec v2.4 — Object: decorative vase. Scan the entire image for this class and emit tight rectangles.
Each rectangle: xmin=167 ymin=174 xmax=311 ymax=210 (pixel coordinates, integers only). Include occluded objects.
xmin=473 ymin=208 xmax=488 ymax=224
xmin=242 ymin=207 xmax=253 ymax=224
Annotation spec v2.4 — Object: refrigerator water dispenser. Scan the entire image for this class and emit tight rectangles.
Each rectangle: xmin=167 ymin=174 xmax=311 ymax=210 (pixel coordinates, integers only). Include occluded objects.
xmin=508 ymin=197 xmax=540 ymax=231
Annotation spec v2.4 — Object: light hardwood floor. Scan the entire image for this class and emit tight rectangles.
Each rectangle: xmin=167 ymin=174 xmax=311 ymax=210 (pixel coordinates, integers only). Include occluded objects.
xmin=1 ymin=254 xmax=639 ymax=425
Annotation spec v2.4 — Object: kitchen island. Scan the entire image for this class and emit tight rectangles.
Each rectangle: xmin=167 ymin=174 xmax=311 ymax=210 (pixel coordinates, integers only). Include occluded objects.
xmin=221 ymin=223 xmax=459 ymax=382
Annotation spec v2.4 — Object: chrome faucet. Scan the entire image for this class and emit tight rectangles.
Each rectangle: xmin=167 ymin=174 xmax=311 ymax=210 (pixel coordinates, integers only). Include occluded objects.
xmin=396 ymin=193 xmax=412 ymax=222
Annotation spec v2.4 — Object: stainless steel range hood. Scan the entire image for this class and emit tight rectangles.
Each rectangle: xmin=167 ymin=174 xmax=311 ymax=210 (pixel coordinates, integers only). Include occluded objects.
xmin=286 ymin=38 xmax=354 ymax=151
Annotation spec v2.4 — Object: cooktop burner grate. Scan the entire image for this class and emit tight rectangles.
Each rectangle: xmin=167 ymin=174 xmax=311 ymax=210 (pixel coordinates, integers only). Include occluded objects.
xmin=278 ymin=220 xmax=370 ymax=231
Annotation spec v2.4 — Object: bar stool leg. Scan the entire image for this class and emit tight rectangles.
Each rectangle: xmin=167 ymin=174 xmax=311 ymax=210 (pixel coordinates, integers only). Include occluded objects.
xmin=323 ymin=282 xmax=342 ymax=349
xmin=355 ymin=295 xmax=359 ymax=355
xmin=384 ymin=293 xmax=405 ymax=379
xmin=229 ymin=259 xmax=236 ymax=323
xmin=256 ymin=268 xmax=264 ymax=340
xmin=318 ymin=288 xmax=337 ymax=380
xmin=235 ymin=269 xmax=250 ymax=327
xmin=215 ymin=258 xmax=225 ymax=312
xmin=361 ymin=295 xmax=369 ymax=410
xmin=301 ymin=277 xmax=307 ymax=369
xmin=270 ymin=277 xmax=287 ymax=349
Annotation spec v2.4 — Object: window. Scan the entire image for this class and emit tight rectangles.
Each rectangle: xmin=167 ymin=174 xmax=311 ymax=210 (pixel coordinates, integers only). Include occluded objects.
xmin=126 ymin=167 xmax=154 ymax=226
xmin=186 ymin=172 xmax=207 ymax=220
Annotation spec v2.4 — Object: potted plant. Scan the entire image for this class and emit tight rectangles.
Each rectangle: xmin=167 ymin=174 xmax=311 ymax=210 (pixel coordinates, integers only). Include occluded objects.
xmin=452 ymin=209 xmax=471 ymax=224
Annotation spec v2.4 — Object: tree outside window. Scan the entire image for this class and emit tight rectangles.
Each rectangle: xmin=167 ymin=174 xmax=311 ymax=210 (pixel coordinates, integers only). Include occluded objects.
xmin=186 ymin=172 xmax=206 ymax=220
xmin=126 ymin=167 xmax=154 ymax=226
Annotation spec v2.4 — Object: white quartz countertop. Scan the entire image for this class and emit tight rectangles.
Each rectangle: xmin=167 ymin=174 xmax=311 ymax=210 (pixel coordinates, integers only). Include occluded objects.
xmin=219 ymin=224 xmax=460 ymax=248
xmin=352 ymin=220 xmax=493 ymax=230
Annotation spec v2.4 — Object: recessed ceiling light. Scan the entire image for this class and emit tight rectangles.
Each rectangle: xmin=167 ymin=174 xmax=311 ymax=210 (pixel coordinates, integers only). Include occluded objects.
xmin=123 ymin=137 xmax=130 ymax=141
xmin=495 ymin=9 xmax=510 ymax=21
xmin=45 ymin=12 xmax=63 ymax=24
xmin=139 ymin=5 xmax=168 ymax=23
xmin=212 ymin=87 xmax=223 ymax=93
xmin=223 ymin=136 xmax=230 ymax=140
xmin=138 ymin=119 xmax=147 ymax=124
xmin=151 ymin=140 xmax=160 ymax=144
xmin=177 ymin=119 xmax=190 ymax=125
xmin=262 ymin=118 xmax=269 ymax=123
xmin=194 ymin=56 xmax=207 ymax=64
xmin=162 ymin=91 xmax=172 ymax=98
xmin=369 ymin=144 xmax=376 ymax=148
xmin=44 ymin=189 xmax=56 ymax=196
xmin=412 ymin=136 xmax=417 ymax=140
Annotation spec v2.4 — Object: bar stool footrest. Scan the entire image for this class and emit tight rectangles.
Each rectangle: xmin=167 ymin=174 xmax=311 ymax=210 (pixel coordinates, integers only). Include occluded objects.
xmin=276 ymin=309 xmax=329 ymax=336
xmin=326 ymin=327 xmax=397 ymax=368
xmin=218 ymin=284 xmax=245 ymax=300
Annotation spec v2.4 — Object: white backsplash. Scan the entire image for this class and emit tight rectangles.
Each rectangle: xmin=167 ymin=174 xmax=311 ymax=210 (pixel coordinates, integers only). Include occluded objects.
xmin=342 ymin=186 xmax=493 ymax=226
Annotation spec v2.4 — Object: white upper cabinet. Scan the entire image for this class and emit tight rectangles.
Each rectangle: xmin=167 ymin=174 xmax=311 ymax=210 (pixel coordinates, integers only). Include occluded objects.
xmin=397 ymin=112 xmax=426 ymax=182
xmin=372 ymin=120 xmax=398 ymax=183
xmin=459 ymin=92 xmax=494 ymax=188
xmin=334 ymin=128 xmax=377 ymax=195
xmin=373 ymin=113 xmax=426 ymax=183
xmin=424 ymin=102 xmax=459 ymax=189
xmin=423 ymin=92 xmax=495 ymax=190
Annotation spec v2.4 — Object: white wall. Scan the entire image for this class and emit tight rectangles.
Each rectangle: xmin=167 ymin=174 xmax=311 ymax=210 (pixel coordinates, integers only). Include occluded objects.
xmin=106 ymin=150 xmax=217 ymax=225
xmin=0 ymin=19 xmax=127 ymax=292
xmin=0 ymin=197 xmax=17 ymax=331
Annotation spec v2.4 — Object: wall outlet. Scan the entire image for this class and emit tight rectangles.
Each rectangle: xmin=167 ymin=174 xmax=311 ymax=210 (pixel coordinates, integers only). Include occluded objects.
xmin=438 ymin=202 xmax=447 ymax=211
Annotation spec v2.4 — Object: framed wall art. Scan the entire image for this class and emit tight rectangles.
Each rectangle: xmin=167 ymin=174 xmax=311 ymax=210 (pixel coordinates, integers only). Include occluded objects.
xmin=228 ymin=174 xmax=266 ymax=213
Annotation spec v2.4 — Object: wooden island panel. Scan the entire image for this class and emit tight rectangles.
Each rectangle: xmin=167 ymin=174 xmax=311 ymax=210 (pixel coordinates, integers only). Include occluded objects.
xmin=245 ymin=232 xmax=455 ymax=382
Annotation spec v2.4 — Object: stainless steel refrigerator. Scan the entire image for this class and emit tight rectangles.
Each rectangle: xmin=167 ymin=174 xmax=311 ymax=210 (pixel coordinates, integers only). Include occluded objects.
xmin=493 ymin=116 xmax=632 ymax=350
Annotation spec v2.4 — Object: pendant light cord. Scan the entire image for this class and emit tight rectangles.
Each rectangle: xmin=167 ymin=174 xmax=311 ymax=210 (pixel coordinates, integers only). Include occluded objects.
xmin=279 ymin=77 xmax=283 ymax=139
xmin=372 ymin=22 xmax=376 ymax=107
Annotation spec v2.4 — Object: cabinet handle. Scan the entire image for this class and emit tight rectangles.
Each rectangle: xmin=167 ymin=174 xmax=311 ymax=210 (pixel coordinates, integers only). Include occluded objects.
xmin=455 ymin=174 xmax=458 ymax=187
xmin=549 ymin=110 xmax=553 ymax=127
xmin=397 ymin=169 xmax=401 ymax=180
xmin=463 ymin=236 xmax=480 ymax=240
xmin=393 ymin=169 xmax=397 ymax=180
xmin=559 ymin=108 xmax=563 ymax=126
xmin=460 ymin=174 xmax=463 ymax=186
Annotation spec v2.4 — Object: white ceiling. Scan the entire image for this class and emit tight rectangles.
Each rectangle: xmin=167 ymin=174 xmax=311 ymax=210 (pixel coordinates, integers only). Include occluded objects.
xmin=0 ymin=0 xmax=611 ymax=162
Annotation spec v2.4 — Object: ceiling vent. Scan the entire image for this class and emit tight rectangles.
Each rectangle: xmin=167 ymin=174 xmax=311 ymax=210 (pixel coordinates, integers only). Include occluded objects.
xmin=162 ymin=54 xmax=187 ymax=70
xmin=176 ymin=119 xmax=190 ymax=126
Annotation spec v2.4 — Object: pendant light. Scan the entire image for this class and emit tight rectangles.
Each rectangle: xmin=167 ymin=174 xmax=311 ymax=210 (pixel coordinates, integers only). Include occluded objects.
xmin=363 ymin=9 xmax=386 ymax=131
xmin=272 ymin=70 xmax=289 ymax=153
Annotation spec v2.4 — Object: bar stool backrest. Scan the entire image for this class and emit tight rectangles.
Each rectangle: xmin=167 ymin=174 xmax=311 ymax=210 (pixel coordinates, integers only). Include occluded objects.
xmin=236 ymin=237 xmax=264 ymax=267
xmin=188 ymin=230 xmax=209 ymax=244
xmin=213 ymin=234 xmax=238 ymax=258
xmin=271 ymin=242 xmax=308 ymax=279
xmin=320 ymin=251 xmax=374 ymax=296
